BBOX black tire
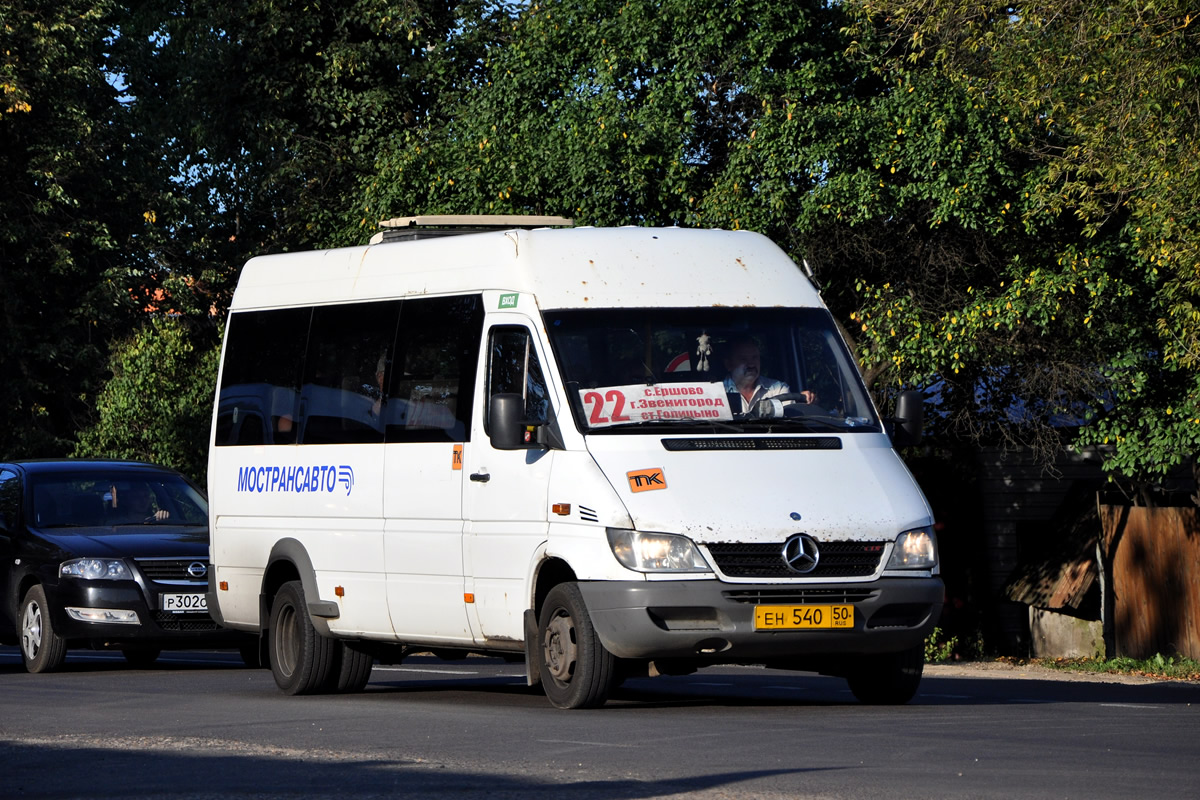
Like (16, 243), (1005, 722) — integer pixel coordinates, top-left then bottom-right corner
(121, 649), (161, 668)
(537, 582), (615, 709)
(331, 642), (373, 694)
(846, 644), (925, 705)
(19, 585), (67, 674)
(268, 580), (337, 695)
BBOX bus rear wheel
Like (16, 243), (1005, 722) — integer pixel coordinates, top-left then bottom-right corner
(269, 580), (336, 695)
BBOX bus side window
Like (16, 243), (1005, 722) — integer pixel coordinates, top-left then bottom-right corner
(216, 307), (311, 446)
(298, 300), (400, 445)
(385, 295), (484, 443)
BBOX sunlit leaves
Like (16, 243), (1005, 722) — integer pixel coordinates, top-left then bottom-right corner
(846, 0), (1200, 485)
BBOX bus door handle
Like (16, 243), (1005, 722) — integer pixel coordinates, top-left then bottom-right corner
(469, 471), (491, 483)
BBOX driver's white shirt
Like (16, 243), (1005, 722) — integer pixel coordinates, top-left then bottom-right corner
(723, 376), (790, 413)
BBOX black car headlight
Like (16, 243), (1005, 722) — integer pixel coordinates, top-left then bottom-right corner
(60, 558), (133, 580)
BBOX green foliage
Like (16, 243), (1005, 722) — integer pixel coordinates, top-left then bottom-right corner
(1039, 653), (1200, 681)
(74, 318), (220, 484)
(106, 0), (501, 312)
(0, 0), (147, 459)
(346, 0), (853, 240)
(924, 626), (958, 663)
(840, 0), (1200, 483)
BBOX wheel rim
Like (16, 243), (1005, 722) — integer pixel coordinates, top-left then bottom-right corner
(275, 602), (298, 678)
(21, 600), (43, 661)
(542, 608), (577, 685)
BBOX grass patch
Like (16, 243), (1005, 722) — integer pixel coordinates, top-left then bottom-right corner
(1035, 653), (1200, 681)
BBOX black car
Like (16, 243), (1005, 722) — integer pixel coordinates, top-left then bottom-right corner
(0, 459), (252, 672)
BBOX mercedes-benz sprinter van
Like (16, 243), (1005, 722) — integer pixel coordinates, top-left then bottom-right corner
(207, 216), (942, 708)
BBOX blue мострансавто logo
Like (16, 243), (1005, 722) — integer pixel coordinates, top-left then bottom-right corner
(237, 465), (355, 496)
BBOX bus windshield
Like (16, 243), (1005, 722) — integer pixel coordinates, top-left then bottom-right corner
(543, 307), (880, 434)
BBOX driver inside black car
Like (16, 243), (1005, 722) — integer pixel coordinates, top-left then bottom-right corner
(108, 483), (170, 524)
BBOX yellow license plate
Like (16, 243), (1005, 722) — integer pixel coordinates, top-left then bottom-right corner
(754, 605), (855, 630)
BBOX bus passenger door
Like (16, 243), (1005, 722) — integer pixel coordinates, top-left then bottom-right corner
(382, 296), (483, 644)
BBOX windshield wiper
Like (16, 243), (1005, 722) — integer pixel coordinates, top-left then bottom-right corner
(597, 417), (745, 433)
(735, 416), (862, 433)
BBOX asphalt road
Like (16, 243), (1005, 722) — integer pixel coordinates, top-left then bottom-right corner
(1, 646), (1197, 799)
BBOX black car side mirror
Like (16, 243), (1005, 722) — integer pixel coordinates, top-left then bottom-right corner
(891, 390), (924, 447)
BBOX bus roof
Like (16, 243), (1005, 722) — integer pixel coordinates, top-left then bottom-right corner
(229, 226), (823, 312)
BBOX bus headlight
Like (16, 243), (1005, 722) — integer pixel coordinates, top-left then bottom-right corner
(886, 527), (938, 570)
(606, 528), (710, 572)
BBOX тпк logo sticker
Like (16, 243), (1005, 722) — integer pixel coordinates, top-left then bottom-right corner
(626, 468), (667, 493)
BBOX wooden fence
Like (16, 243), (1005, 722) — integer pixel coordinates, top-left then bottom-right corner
(1099, 505), (1200, 660)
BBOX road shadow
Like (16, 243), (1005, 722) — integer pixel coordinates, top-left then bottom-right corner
(0, 738), (835, 799)
(0, 646), (247, 675)
(362, 667), (1200, 709)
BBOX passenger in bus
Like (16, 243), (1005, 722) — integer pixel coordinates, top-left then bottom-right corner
(722, 336), (816, 413)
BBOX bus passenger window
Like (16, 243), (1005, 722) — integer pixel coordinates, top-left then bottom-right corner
(216, 307), (310, 446)
(298, 300), (399, 445)
(385, 295), (484, 443)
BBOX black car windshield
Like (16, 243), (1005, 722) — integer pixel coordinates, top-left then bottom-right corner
(544, 307), (880, 434)
(28, 472), (208, 528)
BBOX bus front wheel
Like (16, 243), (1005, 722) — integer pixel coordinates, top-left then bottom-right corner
(538, 582), (615, 709)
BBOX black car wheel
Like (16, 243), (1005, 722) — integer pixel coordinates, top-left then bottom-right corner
(269, 580), (336, 695)
(20, 585), (67, 674)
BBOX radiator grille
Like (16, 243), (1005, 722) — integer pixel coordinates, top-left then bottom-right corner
(723, 588), (877, 604)
(151, 612), (221, 632)
(135, 559), (209, 584)
(706, 541), (885, 579)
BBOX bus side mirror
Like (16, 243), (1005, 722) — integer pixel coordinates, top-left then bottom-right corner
(891, 390), (924, 447)
(489, 393), (540, 450)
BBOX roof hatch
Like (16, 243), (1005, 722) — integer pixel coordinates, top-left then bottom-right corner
(369, 214), (575, 244)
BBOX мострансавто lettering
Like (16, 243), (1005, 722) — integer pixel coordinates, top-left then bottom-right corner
(236, 465), (355, 496)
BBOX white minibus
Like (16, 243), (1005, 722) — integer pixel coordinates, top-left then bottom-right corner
(207, 216), (942, 708)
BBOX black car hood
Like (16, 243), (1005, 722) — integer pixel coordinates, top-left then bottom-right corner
(30, 525), (209, 559)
